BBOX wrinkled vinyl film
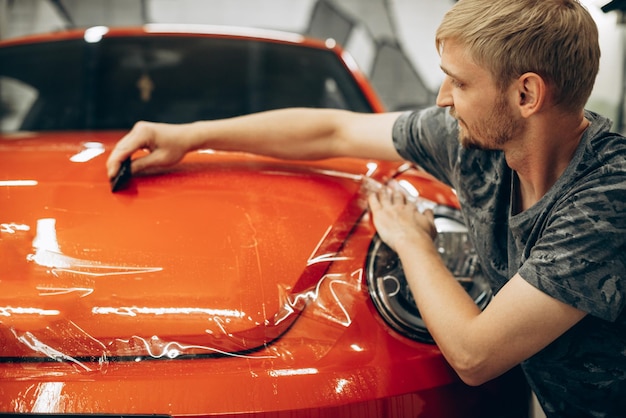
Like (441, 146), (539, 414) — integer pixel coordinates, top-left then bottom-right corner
(0, 172), (440, 377)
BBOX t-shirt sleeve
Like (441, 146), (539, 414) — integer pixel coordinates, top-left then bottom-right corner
(392, 106), (462, 188)
(518, 176), (626, 322)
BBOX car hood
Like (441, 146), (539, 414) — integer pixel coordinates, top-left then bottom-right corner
(0, 131), (400, 362)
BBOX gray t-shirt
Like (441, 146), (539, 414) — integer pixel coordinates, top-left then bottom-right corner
(392, 106), (626, 417)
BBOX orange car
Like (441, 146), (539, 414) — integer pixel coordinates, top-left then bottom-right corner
(0, 26), (530, 417)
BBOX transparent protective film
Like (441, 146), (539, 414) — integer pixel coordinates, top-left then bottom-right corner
(0, 166), (446, 378)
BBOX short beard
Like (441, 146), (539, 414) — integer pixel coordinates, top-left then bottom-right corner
(451, 97), (521, 151)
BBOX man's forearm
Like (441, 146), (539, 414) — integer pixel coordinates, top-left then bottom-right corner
(187, 108), (349, 160)
(187, 107), (404, 161)
(395, 236), (487, 380)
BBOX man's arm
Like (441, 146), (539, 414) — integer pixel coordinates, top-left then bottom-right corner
(368, 187), (587, 386)
(106, 108), (404, 179)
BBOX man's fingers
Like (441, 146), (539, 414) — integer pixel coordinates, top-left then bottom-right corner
(106, 122), (155, 178)
(369, 186), (411, 210)
(368, 191), (382, 211)
(422, 208), (435, 219)
(106, 134), (141, 178)
(390, 189), (406, 205)
(128, 150), (165, 174)
(106, 148), (132, 179)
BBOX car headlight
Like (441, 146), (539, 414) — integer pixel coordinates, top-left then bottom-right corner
(366, 205), (492, 343)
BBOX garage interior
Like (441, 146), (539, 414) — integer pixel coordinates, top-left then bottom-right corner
(1, 0), (624, 133)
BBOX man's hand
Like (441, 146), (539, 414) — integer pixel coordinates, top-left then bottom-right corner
(106, 121), (193, 180)
(367, 185), (437, 253)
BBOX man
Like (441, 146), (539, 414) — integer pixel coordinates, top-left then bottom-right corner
(106, 0), (626, 416)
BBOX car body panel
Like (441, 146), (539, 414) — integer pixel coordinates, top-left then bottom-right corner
(0, 132), (460, 413)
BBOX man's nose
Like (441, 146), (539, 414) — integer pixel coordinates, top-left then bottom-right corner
(436, 78), (453, 108)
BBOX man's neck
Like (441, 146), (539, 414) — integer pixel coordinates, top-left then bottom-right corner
(505, 111), (589, 212)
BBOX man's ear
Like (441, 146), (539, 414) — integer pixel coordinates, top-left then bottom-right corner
(515, 72), (546, 118)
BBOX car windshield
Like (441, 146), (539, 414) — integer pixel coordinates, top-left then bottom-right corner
(0, 35), (373, 132)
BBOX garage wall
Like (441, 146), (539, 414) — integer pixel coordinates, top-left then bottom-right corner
(0, 0), (623, 129)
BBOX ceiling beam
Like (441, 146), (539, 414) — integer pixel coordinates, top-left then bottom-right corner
(48, 0), (75, 28)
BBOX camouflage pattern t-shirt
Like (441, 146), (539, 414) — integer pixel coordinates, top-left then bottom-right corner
(392, 106), (626, 418)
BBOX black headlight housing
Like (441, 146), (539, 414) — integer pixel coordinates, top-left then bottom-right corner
(366, 204), (492, 343)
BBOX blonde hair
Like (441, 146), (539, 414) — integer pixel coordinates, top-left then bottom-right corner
(436, 0), (600, 111)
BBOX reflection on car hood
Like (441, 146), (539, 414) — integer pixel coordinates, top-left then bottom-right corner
(0, 131), (399, 362)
